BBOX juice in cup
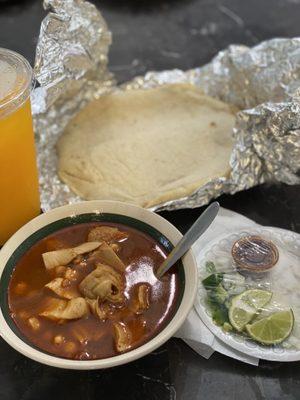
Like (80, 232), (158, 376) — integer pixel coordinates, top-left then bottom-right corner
(0, 48), (40, 245)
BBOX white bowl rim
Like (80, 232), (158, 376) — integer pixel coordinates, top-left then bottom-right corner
(0, 200), (198, 369)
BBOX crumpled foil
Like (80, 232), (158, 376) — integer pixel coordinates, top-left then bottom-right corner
(32, 0), (114, 210)
(32, 0), (300, 212)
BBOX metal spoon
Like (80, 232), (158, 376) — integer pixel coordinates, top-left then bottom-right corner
(156, 202), (220, 279)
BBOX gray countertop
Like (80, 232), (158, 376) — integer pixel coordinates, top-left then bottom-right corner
(0, 0), (299, 399)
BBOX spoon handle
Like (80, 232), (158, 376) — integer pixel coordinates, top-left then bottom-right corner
(156, 202), (220, 279)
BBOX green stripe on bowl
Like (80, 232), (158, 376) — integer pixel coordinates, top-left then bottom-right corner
(0, 213), (185, 359)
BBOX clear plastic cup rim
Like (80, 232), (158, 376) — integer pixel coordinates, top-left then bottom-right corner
(0, 48), (33, 116)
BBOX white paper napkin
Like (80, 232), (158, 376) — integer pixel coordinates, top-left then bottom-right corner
(174, 207), (260, 365)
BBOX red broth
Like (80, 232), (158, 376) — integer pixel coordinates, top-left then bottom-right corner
(8, 222), (180, 360)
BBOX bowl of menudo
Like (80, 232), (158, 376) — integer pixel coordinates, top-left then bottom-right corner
(0, 201), (197, 369)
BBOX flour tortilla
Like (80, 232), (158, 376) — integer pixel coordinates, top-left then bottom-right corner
(57, 84), (236, 208)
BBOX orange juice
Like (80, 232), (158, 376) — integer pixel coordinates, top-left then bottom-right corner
(0, 49), (40, 245)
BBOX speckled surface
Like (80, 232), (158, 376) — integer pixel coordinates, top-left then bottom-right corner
(0, 0), (299, 398)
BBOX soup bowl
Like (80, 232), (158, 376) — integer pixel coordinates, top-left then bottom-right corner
(0, 200), (198, 369)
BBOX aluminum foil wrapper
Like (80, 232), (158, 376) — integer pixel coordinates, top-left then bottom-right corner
(32, 0), (114, 210)
(32, 1), (300, 212)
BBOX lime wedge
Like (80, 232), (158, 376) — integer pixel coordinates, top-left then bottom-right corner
(246, 310), (294, 345)
(229, 289), (272, 332)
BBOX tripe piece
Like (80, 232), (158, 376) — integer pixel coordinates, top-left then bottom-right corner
(86, 298), (113, 321)
(45, 277), (79, 300)
(87, 242), (125, 272)
(87, 226), (128, 243)
(79, 263), (124, 303)
(42, 241), (101, 270)
(131, 283), (151, 314)
(113, 322), (132, 352)
(39, 297), (89, 320)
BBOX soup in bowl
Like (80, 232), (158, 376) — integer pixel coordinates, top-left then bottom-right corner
(0, 201), (198, 369)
